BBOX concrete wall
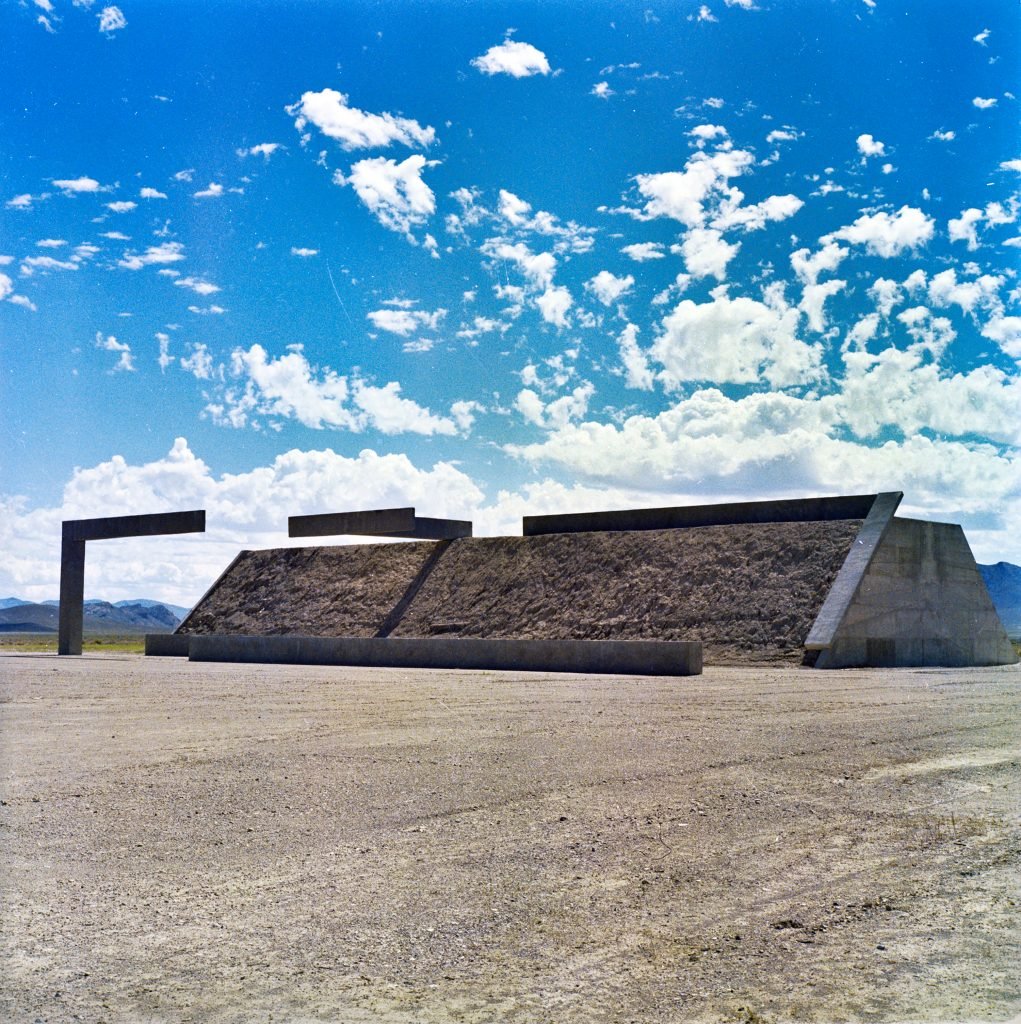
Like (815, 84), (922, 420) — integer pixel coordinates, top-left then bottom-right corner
(186, 634), (703, 676)
(814, 518), (1018, 668)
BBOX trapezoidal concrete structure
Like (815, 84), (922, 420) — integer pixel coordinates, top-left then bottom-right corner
(153, 494), (1016, 670)
(289, 507), (472, 540)
(59, 510), (205, 655)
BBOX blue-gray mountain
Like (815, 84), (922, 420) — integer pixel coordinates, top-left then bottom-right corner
(979, 564), (1021, 639)
(0, 600), (185, 634)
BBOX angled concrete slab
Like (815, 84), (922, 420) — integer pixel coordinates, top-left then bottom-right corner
(289, 507), (472, 540)
(58, 510), (206, 655)
(523, 493), (881, 536)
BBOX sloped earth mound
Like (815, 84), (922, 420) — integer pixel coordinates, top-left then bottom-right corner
(179, 521), (862, 664)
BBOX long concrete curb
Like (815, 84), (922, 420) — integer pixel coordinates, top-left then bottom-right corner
(145, 634), (192, 657)
(179, 634), (702, 676)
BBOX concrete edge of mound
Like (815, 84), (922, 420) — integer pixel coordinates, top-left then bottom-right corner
(173, 634), (703, 676)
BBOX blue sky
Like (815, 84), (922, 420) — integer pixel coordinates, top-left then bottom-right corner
(2, 0), (1019, 604)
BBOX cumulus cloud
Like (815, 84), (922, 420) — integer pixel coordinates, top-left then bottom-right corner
(237, 143), (283, 159)
(472, 38), (551, 78)
(972, 97), (998, 109)
(52, 176), (101, 194)
(174, 276), (221, 295)
(97, 5), (126, 33)
(677, 228), (740, 281)
(790, 241), (848, 285)
(367, 306), (446, 336)
(338, 154), (437, 238)
(591, 82), (614, 99)
(617, 322), (654, 390)
(856, 133), (886, 159)
(287, 89), (435, 151)
(651, 286), (824, 389)
(536, 285), (573, 327)
(118, 241), (186, 270)
(824, 205), (934, 257)
(620, 242), (666, 261)
(586, 270), (635, 306)
(208, 344), (461, 436)
(515, 383), (595, 430)
(140, 187), (167, 199)
(95, 331), (135, 372)
(291, 247), (319, 257)
(106, 200), (137, 213)
(193, 183), (224, 199)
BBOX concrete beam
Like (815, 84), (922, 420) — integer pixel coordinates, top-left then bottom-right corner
(523, 493), (883, 536)
(288, 507), (472, 540)
(186, 634), (702, 677)
(58, 510), (206, 656)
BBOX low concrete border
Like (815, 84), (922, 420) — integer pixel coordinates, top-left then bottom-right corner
(523, 493), (882, 536)
(145, 633), (192, 657)
(804, 491), (903, 654)
(289, 507), (472, 540)
(185, 634), (702, 676)
(59, 510), (206, 656)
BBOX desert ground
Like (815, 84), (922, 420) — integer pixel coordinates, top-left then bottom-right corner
(1, 653), (1018, 1023)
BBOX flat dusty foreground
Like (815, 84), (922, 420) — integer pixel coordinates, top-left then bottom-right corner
(0, 655), (1018, 1024)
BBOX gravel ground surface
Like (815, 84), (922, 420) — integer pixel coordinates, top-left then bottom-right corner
(1, 654), (1019, 1023)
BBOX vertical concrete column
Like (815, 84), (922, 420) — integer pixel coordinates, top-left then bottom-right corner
(58, 532), (87, 656)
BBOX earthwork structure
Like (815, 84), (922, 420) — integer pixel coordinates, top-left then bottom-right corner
(147, 492), (1016, 671)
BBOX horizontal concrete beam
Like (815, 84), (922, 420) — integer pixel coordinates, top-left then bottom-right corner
(63, 509), (206, 542)
(523, 494), (885, 536)
(289, 507), (472, 540)
(184, 634), (702, 676)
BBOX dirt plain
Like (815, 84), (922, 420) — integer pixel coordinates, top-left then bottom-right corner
(1, 654), (1019, 1024)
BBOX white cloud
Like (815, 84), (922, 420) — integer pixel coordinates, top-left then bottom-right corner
(515, 383), (594, 430)
(211, 344), (459, 436)
(929, 128), (956, 142)
(106, 200), (137, 213)
(95, 331), (135, 372)
(20, 255), (79, 274)
(948, 207), (984, 250)
(98, 6), (126, 33)
(287, 89), (435, 150)
(291, 247), (319, 257)
(712, 192), (803, 232)
(678, 227), (740, 280)
(180, 343), (215, 379)
(696, 6), (718, 22)
(536, 285), (573, 327)
(690, 123), (729, 144)
(790, 242), (848, 285)
(617, 322), (654, 390)
(972, 97), (997, 109)
(472, 39), (551, 78)
(981, 316), (1021, 359)
(927, 268), (1004, 316)
(973, 28), (990, 45)
(725, 0), (755, 7)
(620, 242), (666, 261)
(1000, 159), (1021, 174)
(766, 128), (800, 144)
(7, 194), (39, 209)
(651, 286), (823, 389)
(799, 279), (847, 332)
(586, 270), (635, 306)
(188, 304), (227, 316)
(591, 82), (614, 99)
(237, 143), (283, 159)
(193, 183), (224, 199)
(52, 177), (101, 194)
(174, 169), (195, 182)
(339, 154), (437, 238)
(35, 238), (67, 248)
(367, 306), (446, 336)
(140, 187), (167, 199)
(174, 276), (221, 296)
(824, 205), (935, 257)
(856, 133), (886, 159)
(631, 148), (755, 228)
(118, 241), (186, 270)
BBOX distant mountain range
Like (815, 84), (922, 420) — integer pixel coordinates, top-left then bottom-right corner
(978, 563), (1021, 640)
(0, 598), (188, 634)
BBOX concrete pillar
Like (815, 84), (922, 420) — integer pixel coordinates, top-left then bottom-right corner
(57, 532), (86, 656)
